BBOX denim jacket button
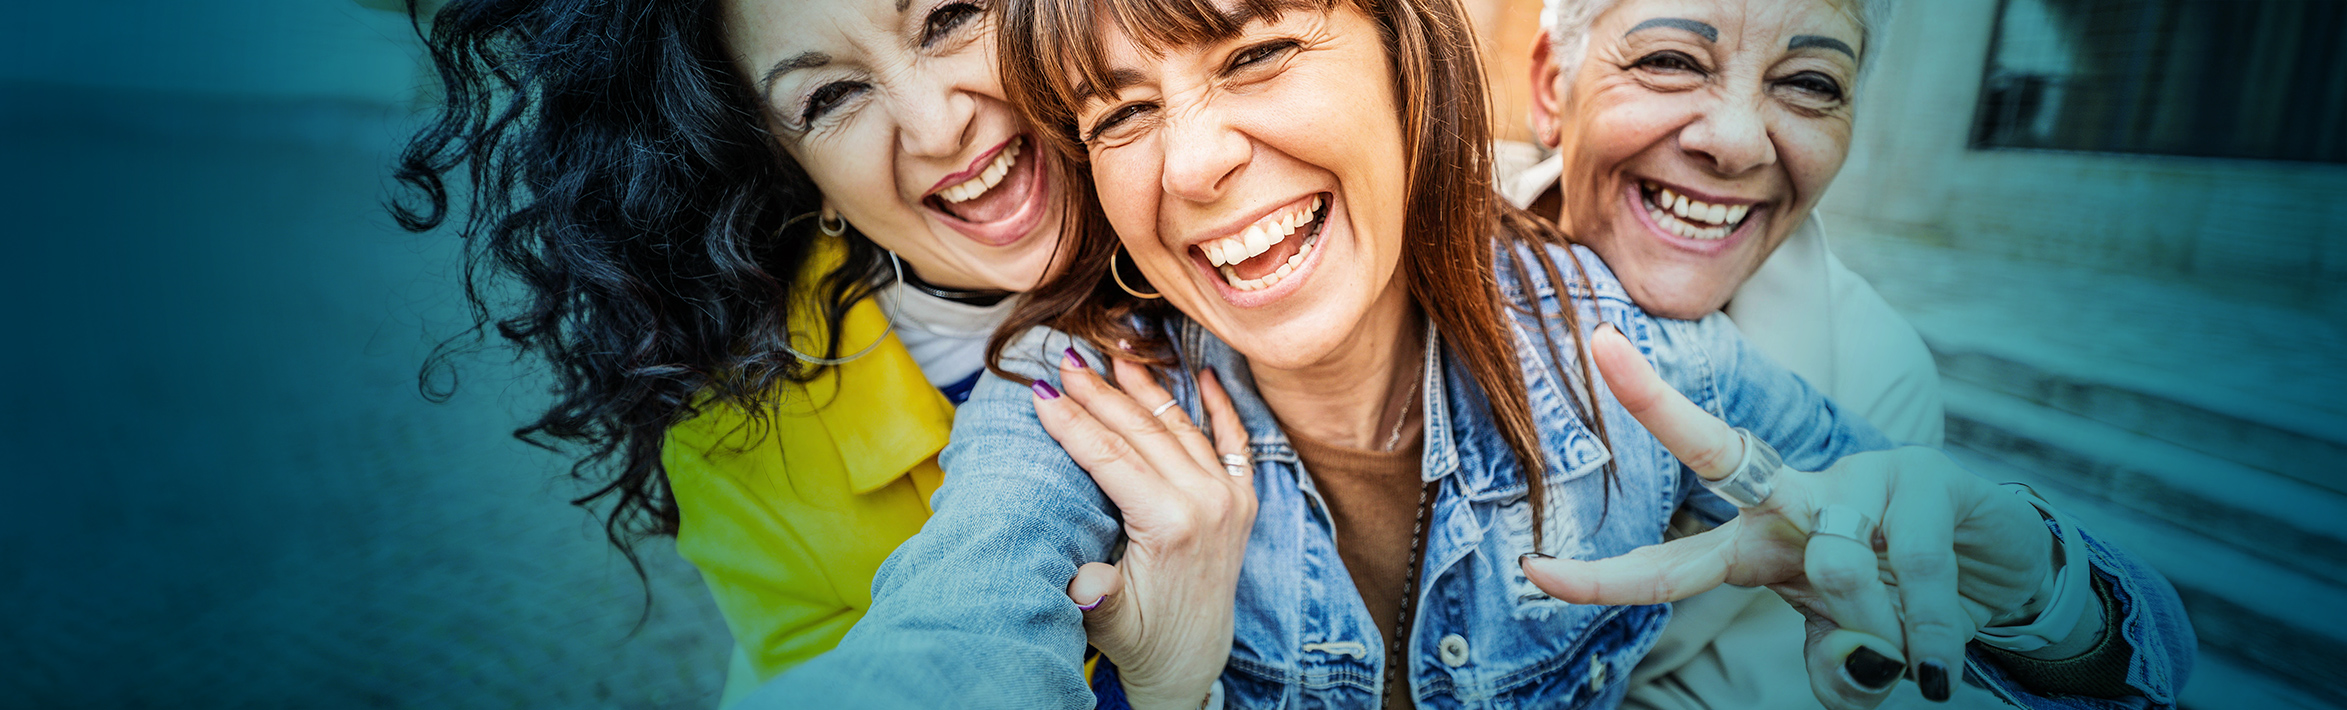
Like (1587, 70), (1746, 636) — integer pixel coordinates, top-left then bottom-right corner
(1586, 659), (1608, 692)
(1437, 634), (1470, 667)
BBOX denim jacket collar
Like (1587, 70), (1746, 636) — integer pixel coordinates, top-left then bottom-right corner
(1165, 303), (1594, 509)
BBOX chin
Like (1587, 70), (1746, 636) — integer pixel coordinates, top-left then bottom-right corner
(1621, 268), (1742, 320)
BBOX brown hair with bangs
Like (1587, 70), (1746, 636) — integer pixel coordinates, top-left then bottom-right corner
(989, 0), (1617, 549)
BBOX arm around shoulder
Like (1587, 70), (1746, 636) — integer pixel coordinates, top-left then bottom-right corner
(745, 328), (1126, 709)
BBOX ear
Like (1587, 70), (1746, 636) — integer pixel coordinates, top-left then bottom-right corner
(1528, 28), (1570, 150)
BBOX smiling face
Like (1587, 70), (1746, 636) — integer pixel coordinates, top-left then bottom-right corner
(1074, 2), (1412, 371)
(724, 0), (1065, 291)
(1532, 0), (1862, 318)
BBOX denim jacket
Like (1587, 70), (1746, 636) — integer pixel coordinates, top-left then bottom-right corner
(750, 243), (2193, 710)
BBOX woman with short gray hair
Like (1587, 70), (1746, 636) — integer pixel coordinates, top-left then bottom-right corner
(1505, 0), (2121, 706)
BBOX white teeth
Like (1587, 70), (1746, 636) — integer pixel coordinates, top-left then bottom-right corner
(940, 139), (1022, 204)
(1204, 196), (1331, 290)
(1642, 181), (1753, 238)
(1243, 225), (1271, 254)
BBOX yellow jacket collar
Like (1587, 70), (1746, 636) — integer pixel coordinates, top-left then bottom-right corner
(778, 238), (956, 495)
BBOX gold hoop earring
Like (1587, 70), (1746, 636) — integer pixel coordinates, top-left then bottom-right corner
(1111, 247), (1162, 300)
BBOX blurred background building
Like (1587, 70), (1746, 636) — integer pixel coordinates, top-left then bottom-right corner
(3, 0), (2339, 708)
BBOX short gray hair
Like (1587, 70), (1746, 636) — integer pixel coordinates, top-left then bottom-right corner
(1543, 0), (1895, 80)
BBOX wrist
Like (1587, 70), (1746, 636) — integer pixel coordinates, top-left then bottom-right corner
(1976, 483), (2105, 658)
(1121, 679), (1219, 710)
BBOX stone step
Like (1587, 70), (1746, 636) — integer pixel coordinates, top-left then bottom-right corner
(1947, 445), (2347, 706)
(1941, 380), (2347, 588)
(1931, 341), (2347, 497)
(2181, 649), (2342, 710)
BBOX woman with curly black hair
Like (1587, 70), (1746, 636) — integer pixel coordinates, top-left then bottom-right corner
(390, 0), (1068, 703)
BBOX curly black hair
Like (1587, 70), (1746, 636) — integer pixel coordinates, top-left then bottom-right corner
(388, 0), (894, 594)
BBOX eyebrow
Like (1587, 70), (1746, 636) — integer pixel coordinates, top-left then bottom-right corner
(1072, 2), (1282, 102)
(1073, 68), (1152, 105)
(758, 51), (833, 96)
(1626, 18), (1718, 42)
(1788, 35), (1857, 58)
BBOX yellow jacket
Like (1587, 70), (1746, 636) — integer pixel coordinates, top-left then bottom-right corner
(664, 244), (952, 706)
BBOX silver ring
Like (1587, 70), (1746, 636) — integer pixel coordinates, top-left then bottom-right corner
(1811, 504), (1875, 544)
(1220, 453), (1250, 477)
(1149, 399), (1180, 417)
(1699, 428), (1782, 508)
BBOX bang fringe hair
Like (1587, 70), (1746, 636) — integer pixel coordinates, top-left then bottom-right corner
(1023, 0), (1337, 157)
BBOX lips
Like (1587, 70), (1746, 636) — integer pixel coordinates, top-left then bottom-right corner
(923, 136), (1050, 248)
(1187, 192), (1337, 307)
(1624, 180), (1764, 255)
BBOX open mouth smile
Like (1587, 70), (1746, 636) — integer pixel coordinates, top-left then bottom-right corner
(922, 136), (1049, 248)
(1193, 194), (1329, 293)
(1637, 180), (1756, 241)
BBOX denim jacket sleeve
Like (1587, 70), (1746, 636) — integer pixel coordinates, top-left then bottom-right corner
(1968, 524), (2196, 709)
(739, 327), (1112, 710)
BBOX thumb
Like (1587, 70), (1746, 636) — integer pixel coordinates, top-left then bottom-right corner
(1068, 561), (1125, 622)
(1590, 322), (1744, 480)
(1519, 521), (1736, 605)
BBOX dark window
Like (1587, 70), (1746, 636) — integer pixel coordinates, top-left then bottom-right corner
(1971, 0), (2347, 163)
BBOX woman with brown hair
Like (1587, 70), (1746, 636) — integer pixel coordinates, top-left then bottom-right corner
(742, 0), (2191, 708)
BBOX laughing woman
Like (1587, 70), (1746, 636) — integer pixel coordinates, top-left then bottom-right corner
(391, 0), (1069, 705)
(745, 0), (2190, 708)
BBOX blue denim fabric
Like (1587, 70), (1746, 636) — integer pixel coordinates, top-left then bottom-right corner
(750, 243), (2192, 709)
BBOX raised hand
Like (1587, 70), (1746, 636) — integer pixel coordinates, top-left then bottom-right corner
(1032, 348), (1255, 710)
(1520, 324), (2062, 709)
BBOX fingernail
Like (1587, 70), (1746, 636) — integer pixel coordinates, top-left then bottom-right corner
(1519, 552), (1554, 564)
(1032, 380), (1061, 399)
(1062, 347), (1088, 369)
(1918, 659), (1950, 702)
(1075, 593), (1107, 611)
(1841, 646), (1902, 691)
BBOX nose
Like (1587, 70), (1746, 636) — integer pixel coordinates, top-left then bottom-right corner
(892, 71), (977, 159)
(1159, 105), (1248, 204)
(1677, 93), (1776, 176)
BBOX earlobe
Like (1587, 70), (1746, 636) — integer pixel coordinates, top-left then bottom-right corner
(1528, 30), (1567, 149)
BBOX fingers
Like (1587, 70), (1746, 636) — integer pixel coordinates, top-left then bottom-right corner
(1519, 521), (1736, 605)
(1197, 369), (1254, 485)
(1110, 357), (1220, 472)
(1055, 349), (1219, 484)
(1032, 371), (1175, 507)
(1588, 323), (1743, 480)
(1882, 472), (1968, 703)
(1800, 509), (1907, 688)
(1805, 627), (1908, 710)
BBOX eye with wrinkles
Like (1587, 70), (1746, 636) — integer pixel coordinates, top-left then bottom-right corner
(1776, 70), (1845, 101)
(799, 80), (870, 128)
(1631, 49), (1705, 74)
(1226, 39), (1298, 72)
(1084, 101), (1156, 143)
(921, 1), (985, 48)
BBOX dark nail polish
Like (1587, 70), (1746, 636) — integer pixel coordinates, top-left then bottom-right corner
(1032, 380), (1061, 399)
(1063, 347), (1088, 369)
(1841, 646), (1902, 691)
(1918, 660), (1950, 702)
(1519, 552), (1555, 564)
(1076, 594), (1107, 611)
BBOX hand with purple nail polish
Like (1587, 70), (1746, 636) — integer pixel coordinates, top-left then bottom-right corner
(1029, 346), (1255, 709)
